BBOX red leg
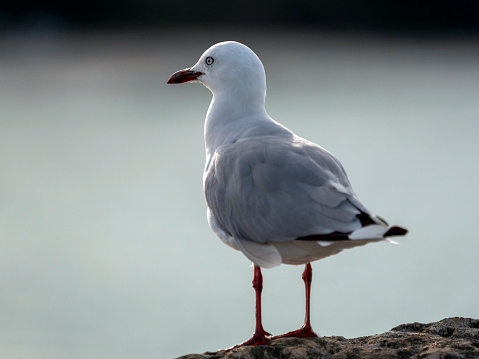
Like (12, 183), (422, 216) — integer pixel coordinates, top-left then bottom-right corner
(273, 263), (318, 339)
(226, 265), (272, 349)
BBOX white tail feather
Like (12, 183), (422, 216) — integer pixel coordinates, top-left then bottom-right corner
(385, 238), (400, 245)
(349, 224), (389, 240)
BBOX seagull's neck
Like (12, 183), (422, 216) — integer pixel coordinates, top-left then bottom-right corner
(204, 91), (290, 159)
(204, 92), (265, 154)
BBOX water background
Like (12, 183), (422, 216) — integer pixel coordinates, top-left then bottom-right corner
(1, 29), (479, 358)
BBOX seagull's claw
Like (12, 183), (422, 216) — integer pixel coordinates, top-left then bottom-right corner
(272, 323), (318, 339)
(224, 329), (272, 351)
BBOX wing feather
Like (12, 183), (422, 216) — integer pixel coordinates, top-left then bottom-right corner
(204, 135), (365, 245)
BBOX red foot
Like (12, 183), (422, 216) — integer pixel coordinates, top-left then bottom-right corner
(223, 265), (272, 351)
(225, 329), (272, 350)
(272, 323), (318, 339)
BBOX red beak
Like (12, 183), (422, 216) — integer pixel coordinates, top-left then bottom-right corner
(167, 68), (204, 84)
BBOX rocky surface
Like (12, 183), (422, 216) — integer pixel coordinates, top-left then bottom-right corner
(176, 317), (479, 359)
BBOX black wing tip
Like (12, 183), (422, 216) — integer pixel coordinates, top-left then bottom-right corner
(296, 232), (350, 241)
(297, 225), (408, 242)
(384, 226), (408, 237)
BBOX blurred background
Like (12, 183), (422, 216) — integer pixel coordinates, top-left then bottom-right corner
(1, 2), (479, 359)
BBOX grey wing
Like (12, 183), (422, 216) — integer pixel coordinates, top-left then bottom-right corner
(204, 135), (369, 245)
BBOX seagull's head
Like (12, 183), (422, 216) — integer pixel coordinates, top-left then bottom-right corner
(167, 41), (267, 101)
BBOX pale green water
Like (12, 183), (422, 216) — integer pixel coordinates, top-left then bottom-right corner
(1, 29), (479, 359)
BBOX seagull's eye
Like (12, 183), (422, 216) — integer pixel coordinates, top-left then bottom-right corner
(205, 56), (214, 66)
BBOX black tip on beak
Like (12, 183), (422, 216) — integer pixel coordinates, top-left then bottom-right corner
(167, 68), (204, 84)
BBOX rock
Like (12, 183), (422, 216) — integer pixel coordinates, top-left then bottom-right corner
(176, 317), (479, 359)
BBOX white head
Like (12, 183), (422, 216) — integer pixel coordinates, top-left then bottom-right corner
(168, 41), (267, 105)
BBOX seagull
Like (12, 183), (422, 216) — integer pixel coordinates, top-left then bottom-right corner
(167, 41), (407, 348)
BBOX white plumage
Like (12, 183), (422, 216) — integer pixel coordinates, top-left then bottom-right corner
(167, 40), (407, 347)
